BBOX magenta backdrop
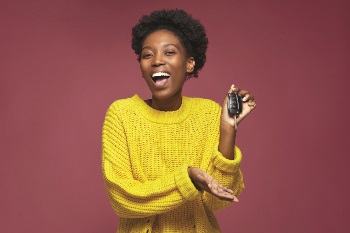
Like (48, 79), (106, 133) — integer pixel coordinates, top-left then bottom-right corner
(1, 0), (349, 232)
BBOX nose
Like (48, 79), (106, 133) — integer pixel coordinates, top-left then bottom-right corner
(152, 52), (165, 67)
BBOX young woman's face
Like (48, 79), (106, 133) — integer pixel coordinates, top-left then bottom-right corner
(140, 30), (194, 101)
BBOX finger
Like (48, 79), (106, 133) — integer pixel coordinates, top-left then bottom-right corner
(215, 190), (237, 202)
(242, 94), (255, 102)
(221, 186), (234, 194)
(217, 184), (232, 194)
(242, 94), (250, 102)
(196, 170), (237, 201)
(207, 181), (238, 201)
(229, 84), (240, 94)
(247, 100), (257, 109)
(240, 104), (255, 117)
(217, 187), (235, 198)
(209, 185), (226, 196)
(209, 187), (237, 202)
(231, 195), (239, 203)
(237, 89), (249, 98)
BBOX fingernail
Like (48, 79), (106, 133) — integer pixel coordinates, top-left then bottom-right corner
(242, 96), (248, 101)
(231, 84), (236, 91)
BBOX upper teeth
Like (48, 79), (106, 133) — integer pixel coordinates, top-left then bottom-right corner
(152, 72), (170, 77)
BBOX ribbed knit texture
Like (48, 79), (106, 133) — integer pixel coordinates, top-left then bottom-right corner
(102, 95), (244, 233)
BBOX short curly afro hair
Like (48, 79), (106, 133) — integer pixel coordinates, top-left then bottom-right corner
(131, 9), (208, 78)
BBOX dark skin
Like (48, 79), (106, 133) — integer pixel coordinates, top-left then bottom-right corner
(189, 85), (256, 202)
(140, 30), (195, 111)
(140, 30), (256, 202)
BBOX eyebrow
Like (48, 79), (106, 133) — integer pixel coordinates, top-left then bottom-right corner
(141, 43), (180, 52)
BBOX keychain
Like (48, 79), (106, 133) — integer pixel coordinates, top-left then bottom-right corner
(227, 92), (242, 130)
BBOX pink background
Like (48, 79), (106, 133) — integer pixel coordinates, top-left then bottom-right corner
(1, 0), (349, 232)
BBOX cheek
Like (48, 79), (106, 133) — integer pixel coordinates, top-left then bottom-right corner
(171, 59), (187, 72)
(140, 62), (147, 75)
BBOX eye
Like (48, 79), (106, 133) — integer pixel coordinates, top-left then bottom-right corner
(141, 53), (153, 59)
(165, 51), (176, 56)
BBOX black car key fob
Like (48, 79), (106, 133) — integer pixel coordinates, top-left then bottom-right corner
(227, 93), (242, 116)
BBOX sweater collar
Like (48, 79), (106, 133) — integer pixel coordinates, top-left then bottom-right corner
(131, 94), (192, 124)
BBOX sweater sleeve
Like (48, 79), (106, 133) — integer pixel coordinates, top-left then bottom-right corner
(202, 144), (245, 211)
(102, 102), (200, 218)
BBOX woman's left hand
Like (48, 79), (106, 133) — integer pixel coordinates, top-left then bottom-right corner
(221, 84), (256, 128)
(188, 167), (239, 202)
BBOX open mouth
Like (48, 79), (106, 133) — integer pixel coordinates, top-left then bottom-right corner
(152, 72), (170, 85)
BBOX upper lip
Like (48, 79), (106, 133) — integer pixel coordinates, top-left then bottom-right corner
(151, 71), (170, 81)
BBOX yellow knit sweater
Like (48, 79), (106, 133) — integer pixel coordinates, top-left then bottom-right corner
(102, 95), (244, 233)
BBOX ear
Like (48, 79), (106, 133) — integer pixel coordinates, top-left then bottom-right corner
(186, 57), (195, 73)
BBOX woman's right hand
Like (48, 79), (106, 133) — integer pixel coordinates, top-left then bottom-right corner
(188, 167), (238, 202)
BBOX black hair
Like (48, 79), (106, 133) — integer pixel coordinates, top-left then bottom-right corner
(131, 9), (208, 78)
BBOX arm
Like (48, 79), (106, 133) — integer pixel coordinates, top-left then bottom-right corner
(102, 102), (200, 218)
(219, 84), (256, 159)
(201, 146), (245, 211)
(205, 84), (256, 210)
(188, 145), (244, 210)
(189, 84), (256, 210)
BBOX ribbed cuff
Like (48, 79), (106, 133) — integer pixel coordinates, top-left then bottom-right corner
(174, 165), (200, 201)
(213, 146), (242, 173)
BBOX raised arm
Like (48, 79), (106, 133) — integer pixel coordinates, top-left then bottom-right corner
(219, 84), (256, 159)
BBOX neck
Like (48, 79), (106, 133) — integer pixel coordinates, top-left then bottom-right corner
(149, 94), (182, 111)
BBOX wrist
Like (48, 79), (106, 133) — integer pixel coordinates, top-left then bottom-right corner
(220, 120), (237, 135)
(188, 167), (201, 190)
(219, 121), (237, 160)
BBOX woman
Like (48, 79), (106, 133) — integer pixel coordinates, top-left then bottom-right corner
(102, 9), (256, 232)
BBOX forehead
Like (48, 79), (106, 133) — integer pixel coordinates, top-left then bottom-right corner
(142, 29), (183, 48)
